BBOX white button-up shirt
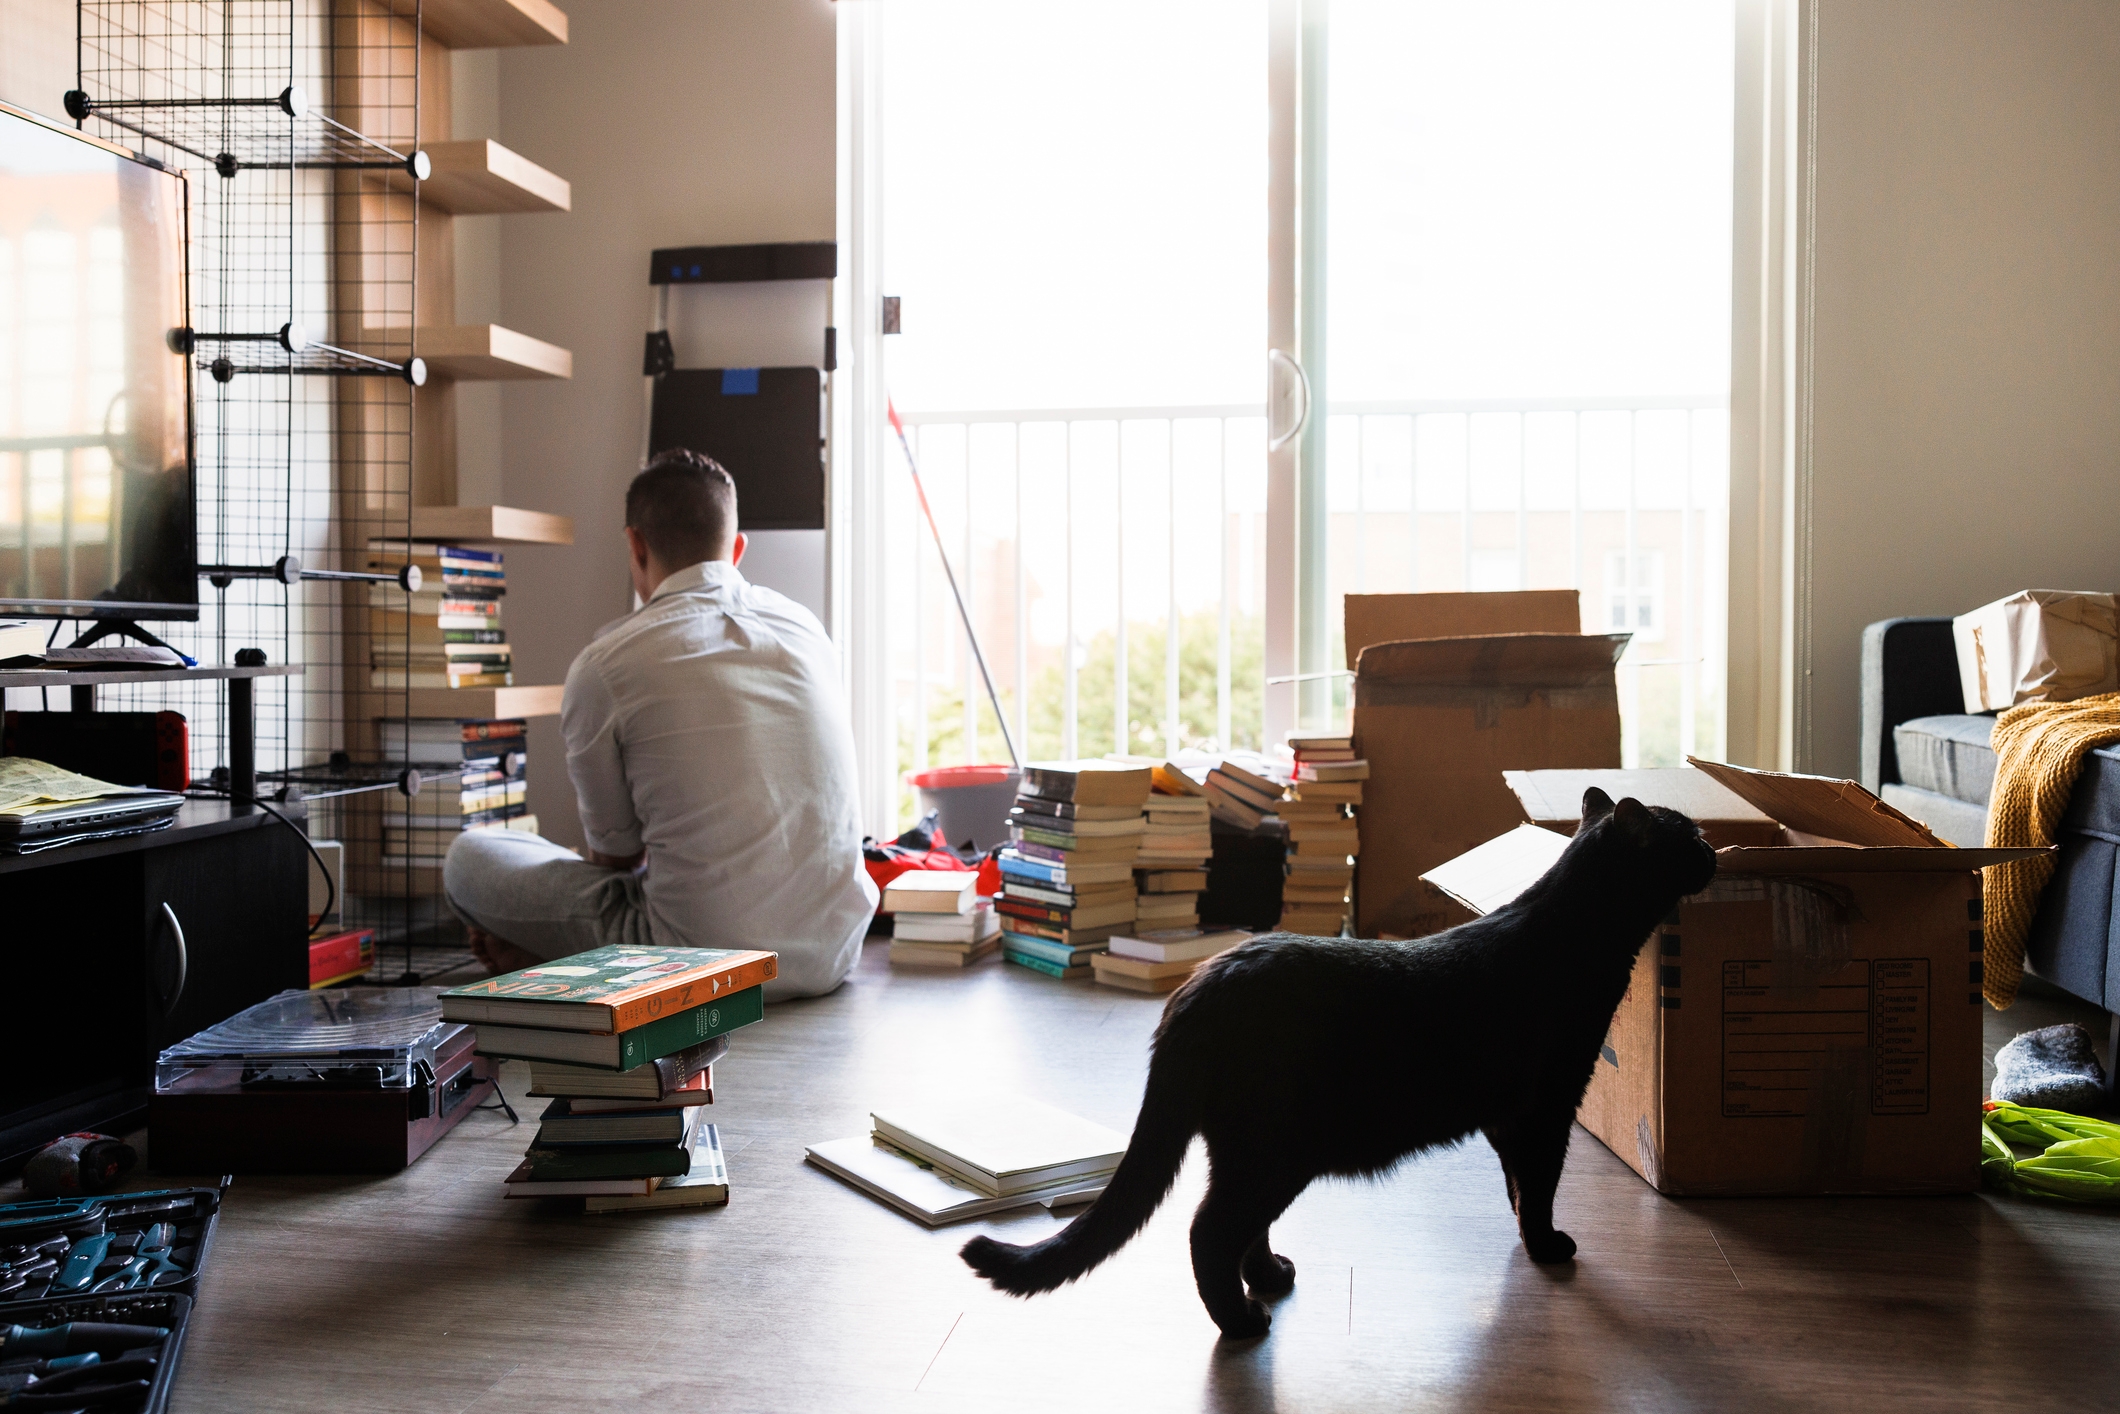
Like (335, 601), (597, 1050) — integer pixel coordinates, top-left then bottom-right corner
(561, 559), (877, 999)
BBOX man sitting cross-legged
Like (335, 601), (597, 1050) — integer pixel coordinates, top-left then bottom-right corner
(443, 447), (877, 1000)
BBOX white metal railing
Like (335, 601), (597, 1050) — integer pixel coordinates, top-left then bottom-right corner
(889, 395), (1727, 815)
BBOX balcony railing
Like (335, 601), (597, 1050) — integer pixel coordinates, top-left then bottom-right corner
(889, 395), (1727, 818)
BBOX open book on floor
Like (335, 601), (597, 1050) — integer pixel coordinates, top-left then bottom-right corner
(804, 1136), (1107, 1226)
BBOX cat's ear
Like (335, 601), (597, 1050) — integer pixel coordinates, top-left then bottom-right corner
(1613, 797), (1651, 828)
(1582, 787), (1615, 821)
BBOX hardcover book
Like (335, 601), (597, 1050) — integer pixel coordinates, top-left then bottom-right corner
(441, 945), (778, 1033)
(473, 986), (766, 1069)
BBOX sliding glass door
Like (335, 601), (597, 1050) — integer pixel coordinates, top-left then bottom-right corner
(846, 0), (1735, 825)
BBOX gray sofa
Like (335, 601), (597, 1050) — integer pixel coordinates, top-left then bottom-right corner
(1862, 618), (2120, 1039)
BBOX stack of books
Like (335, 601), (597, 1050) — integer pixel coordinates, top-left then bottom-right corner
(440, 945), (777, 1211)
(1200, 758), (1287, 831)
(1136, 763), (1213, 933)
(885, 870), (999, 967)
(1279, 735), (1367, 935)
(376, 718), (537, 866)
(806, 1094), (1126, 1225)
(367, 540), (511, 690)
(997, 760), (1154, 979)
(1091, 925), (1249, 994)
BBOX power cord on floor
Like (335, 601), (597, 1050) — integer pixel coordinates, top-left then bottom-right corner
(476, 1076), (520, 1124)
(183, 788), (336, 938)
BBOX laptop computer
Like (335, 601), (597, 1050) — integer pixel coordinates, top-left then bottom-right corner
(0, 792), (186, 854)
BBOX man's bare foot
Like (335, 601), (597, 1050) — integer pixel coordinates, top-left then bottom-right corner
(466, 923), (541, 976)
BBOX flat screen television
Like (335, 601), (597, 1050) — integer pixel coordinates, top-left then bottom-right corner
(0, 99), (195, 621)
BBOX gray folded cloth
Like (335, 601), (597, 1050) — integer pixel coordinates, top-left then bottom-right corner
(1992, 1023), (2109, 1112)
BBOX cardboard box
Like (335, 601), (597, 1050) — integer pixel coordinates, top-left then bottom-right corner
(1422, 760), (2046, 1196)
(1504, 767), (1780, 848)
(1952, 588), (2119, 711)
(1343, 590), (1580, 667)
(1352, 622), (1627, 939)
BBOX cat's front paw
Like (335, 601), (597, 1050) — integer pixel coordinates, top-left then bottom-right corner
(1523, 1228), (1577, 1264)
(1243, 1251), (1297, 1298)
(1214, 1297), (1273, 1340)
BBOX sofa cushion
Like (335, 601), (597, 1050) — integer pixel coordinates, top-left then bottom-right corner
(1893, 713), (1998, 806)
(1879, 783), (1988, 849)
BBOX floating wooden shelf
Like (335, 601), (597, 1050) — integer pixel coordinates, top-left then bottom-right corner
(421, 0), (567, 49)
(403, 683), (564, 720)
(420, 139), (570, 215)
(408, 504), (575, 545)
(415, 324), (572, 381)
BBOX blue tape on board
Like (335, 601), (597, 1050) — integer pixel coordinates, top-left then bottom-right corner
(721, 367), (761, 395)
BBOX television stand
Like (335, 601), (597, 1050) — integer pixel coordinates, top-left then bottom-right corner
(0, 657), (300, 810)
(67, 617), (197, 664)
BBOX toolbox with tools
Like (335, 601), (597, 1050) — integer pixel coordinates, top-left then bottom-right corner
(0, 1187), (221, 1411)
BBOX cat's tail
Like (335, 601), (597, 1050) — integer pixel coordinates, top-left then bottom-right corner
(959, 1068), (1196, 1297)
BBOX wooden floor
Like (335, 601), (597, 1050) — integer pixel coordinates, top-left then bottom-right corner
(15, 944), (2120, 1413)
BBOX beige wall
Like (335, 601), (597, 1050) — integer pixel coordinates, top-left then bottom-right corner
(495, 0), (837, 846)
(1802, 0), (2120, 774)
(0, 0), (73, 119)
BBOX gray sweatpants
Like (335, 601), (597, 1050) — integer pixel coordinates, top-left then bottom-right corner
(443, 828), (652, 962)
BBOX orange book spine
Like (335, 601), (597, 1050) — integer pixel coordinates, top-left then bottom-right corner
(606, 953), (780, 1033)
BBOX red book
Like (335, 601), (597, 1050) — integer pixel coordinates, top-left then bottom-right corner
(309, 928), (376, 988)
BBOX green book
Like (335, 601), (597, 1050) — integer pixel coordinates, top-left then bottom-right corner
(512, 1143), (693, 1182)
(1002, 949), (1088, 980)
(471, 985), (765, 1069)
(998, 932), (1105, 967)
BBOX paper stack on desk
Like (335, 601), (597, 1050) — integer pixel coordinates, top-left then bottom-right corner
(440, 945), (777, 1211)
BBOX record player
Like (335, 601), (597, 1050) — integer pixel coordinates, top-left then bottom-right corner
(149, 989), (498, 1173)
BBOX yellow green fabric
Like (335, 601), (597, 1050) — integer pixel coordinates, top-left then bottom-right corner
(1981, 1101), (2120, 1203)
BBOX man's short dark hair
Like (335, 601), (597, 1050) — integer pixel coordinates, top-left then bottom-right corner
(626, 448), (738, 566)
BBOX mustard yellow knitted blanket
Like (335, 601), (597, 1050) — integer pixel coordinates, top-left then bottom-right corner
(1984, 692), (2120, 1007)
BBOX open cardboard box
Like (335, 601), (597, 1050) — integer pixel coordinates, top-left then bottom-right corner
(1348, 591), (1627, 939)
(1422, 759), (2048, 1196)
(1504, 767), (1780, 849)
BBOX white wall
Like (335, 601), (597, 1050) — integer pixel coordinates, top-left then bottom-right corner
(0, 0), (71, 120)
(1801, 0), (2120, 774)
(495, 0), (837, 847)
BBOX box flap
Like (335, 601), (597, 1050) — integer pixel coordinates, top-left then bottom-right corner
(1355, 632), (1629, 695)
(1684, 757), (1943, 847)
(1418, 823), (1571, 917)
(1715, 844), (2050, 874)
(1344, 590), (1580, 668)
(1503, 767), (1774, 827)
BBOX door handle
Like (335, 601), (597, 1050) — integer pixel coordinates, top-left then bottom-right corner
(1268, 348), (1311, 450)
(156, 901), (188, 1018)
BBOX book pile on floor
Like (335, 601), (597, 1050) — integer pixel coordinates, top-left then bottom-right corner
(805, 1094), (1126, 1226)
(376, 717), (537, 867)
(1278, 735), (1367, 935)
(997, 760), (1154, 979)
(367, 540), (512, 690)
(1091, 925), (1249, 993)
(1198, 757), (1286, 833)
(1134, 762), (1213, 933)
(886, 869), (998, 967)
(440, 945), (777, 1211)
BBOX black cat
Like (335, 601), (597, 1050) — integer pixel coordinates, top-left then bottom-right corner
(961, 789), (1717, 1339)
